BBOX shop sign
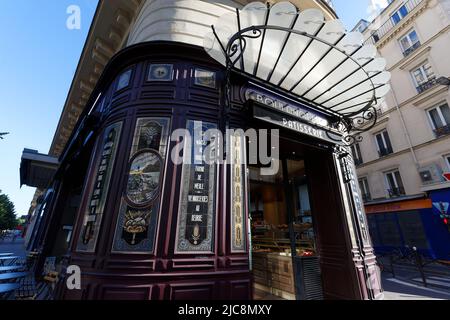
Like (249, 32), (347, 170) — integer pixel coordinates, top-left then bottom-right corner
(365, 199), (433, 214)
(252, 105), (342, 144)
(244, 87), (331, 129)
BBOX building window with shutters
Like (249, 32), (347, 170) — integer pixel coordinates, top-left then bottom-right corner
(391, 5), (408, 25)
(385, 170), (406, 198)
(350, 143), (363, 166)
(375, 130), (393, 157)
(358, 177), (371, 203)
(427, 103), (450, 138)
(411, 61), (436, 94)
(399, 29), (420, 57)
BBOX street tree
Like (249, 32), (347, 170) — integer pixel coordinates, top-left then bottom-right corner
(0, 190), (17, 231)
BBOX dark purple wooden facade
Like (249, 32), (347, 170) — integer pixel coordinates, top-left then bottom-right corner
(37, 42), (380, 300)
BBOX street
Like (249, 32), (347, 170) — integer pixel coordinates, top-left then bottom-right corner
(1, 236), (449, 300)
(0, 235), (26, 257)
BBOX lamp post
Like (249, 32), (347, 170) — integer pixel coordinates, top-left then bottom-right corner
(437, 77), (450, 100)
(436, 76), (450, 86)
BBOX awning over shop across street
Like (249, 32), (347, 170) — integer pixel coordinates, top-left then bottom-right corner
(20, 149), (59, 189)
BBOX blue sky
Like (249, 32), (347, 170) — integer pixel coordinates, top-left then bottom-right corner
(0, 0), (380, 217)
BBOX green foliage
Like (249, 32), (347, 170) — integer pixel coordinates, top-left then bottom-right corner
(0, 190), (17, 230)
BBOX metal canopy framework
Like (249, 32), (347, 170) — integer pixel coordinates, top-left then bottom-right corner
(204, 1), (391, 144)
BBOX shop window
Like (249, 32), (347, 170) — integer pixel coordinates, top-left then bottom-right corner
(350, 143), (363, 166)
(77, 122), (123, 252)
(391, 5), (408, 25)
(427, 103), (450, 138)
(377, 214), (402, 247)
(367, 215), (381, 248)
(385, 170), (405, 198)
(111, 118), (171, 253)
(249, 158), (321, 300)
(194, 68), (216, 89)
(358, 177), (371, 202)
(115, 69), (132, 92)
(411, 61), (436, 94)
(397, 211), (429, 250)
(175, 120), (218, 253)
(147, 64), (174, 82)
(399, 29), (420, 57)
(375, 130), (393, 157)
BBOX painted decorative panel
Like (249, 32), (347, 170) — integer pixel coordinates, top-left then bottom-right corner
(194, 68), (216, 89)
(230, 132), (247, 252)
(77, 122), (123, 252)
(116, 69), (133, 92)
(148, 64), (174, 82)
(175, 120), (217, 253)
(112, 118), (170, 253)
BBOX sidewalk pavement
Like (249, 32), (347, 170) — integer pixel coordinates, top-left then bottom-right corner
(382, 273), (450, 300)
(0, 236), (27, 256)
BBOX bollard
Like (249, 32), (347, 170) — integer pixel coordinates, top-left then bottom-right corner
(389, 254), (396, 278)
(413, 247), (427, 287)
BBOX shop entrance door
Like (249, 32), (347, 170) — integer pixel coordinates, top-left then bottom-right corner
(249, 138), (323, 300)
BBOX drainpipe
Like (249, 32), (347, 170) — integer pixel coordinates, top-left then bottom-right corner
(389, 82), (420, 168)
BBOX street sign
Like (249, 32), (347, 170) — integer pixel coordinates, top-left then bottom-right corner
(443, 173), (450, 181)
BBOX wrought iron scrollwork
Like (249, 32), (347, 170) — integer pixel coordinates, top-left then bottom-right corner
(228, 27), (263, 67)
(210, 5), (383, 147)
(327, 105), (378, 146)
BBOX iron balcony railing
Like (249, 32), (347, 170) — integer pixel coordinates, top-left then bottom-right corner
(434, 124), (450, 138)
(362, 193), (372, 203)
(403, 41), (421, 57)
(388, 187), (406, 198)
(416, 77), (437, 94)
(365, 0), (424, 45)
(378, 147), (394, 157)
(354, 158), (364, 166)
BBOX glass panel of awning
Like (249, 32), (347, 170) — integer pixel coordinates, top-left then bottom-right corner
(203, 1), (391, 143)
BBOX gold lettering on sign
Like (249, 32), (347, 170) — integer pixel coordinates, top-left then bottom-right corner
(231, 134), (245, 251)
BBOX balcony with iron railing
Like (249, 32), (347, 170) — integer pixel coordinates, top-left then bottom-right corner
(416, 77), (437, 94)
(361, 193), (372, 203)
(402, 41), (421, 57)
(434, 124), (450, 138)
(388, 187), (406, 197)
(354, 158), (364, 167)
(364, 0), (425, 45)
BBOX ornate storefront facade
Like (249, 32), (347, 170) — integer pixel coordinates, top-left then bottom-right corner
(20, 0), (388, 300)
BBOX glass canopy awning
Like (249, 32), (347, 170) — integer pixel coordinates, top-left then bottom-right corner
(204, 1), (391, 142)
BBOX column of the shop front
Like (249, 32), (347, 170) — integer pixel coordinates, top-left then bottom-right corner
(333, 146), (383, 300)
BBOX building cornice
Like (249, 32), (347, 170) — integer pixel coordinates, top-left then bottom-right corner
(48, 0), (144, 157)
(47, 0), (337, 159)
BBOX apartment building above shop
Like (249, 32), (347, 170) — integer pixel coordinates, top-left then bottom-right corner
(351, 0), (450, 261)
(351, 0), (450, 202)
